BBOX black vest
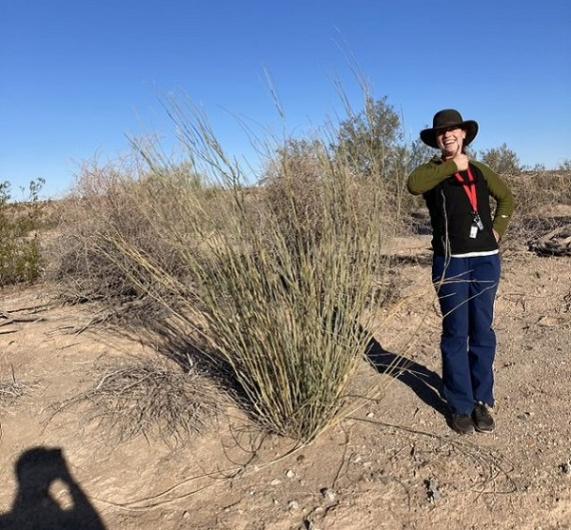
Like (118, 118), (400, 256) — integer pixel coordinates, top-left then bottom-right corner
(424, 163), (499, 256)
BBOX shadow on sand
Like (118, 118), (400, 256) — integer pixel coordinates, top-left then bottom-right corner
(0, 446), (106, 530)
(366, 338), (448, 417)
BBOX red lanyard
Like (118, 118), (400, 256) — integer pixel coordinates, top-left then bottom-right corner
(454, 168), (478, 214)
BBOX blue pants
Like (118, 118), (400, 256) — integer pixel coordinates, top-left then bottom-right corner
(432, 254), (501, 415)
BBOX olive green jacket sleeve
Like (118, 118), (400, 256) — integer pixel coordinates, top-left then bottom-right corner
(406, 157), (458, 195)
(470, 160), (515, 237)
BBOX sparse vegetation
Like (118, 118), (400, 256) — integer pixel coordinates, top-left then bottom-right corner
(0, 178), (45, 286)
(53, 359), (217, 443)
(479, 143), (522, 174)
(6, 92), (570, 448)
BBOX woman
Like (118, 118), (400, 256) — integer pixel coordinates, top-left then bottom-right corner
(407, 109), (514, 434)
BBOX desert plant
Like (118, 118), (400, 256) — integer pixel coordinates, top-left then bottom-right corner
(332, 96), (433, 226)
(54, 99), (397, 442)
(53, 359), (216, 443)
(0, 178), (45, 286)
(479, 143), (522, 174)
(49, 158), (223, 305)
(334, 95), (402, 178)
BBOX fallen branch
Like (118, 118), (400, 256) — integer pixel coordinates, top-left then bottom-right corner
(528, 224), (571, 256)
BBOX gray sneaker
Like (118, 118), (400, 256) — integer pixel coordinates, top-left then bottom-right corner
(473, 402), (495, 433)
(449, 414), (475, 434)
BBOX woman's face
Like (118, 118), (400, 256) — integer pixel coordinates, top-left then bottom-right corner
(436, 127), (466, 158)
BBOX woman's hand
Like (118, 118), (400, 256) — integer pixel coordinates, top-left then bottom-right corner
(493, 229), (500, 242)
(453, 153), (470, 171)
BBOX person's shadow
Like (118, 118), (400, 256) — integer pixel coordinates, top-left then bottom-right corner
(366, 338), (448, 417)
(0, 446), (106, 530)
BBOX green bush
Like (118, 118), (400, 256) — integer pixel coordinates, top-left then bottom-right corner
(0, 179), (45, 286)
(479, 143), (522, 174)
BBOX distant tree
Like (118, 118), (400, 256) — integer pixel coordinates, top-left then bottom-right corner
(524, 163), (544, 171)
(557, 159), (571, 171)
(334, 96), (402, 179)
(479, 143), (522, 174)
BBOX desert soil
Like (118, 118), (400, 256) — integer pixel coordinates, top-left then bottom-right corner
(1, 234), (570, 530)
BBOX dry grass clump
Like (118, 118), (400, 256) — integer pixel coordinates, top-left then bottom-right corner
(55, 359), (217, 444)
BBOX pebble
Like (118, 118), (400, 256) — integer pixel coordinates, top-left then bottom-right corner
(271, 479), (282, 486)
(425, 478), (441, 502)
(288, 500), (300, 511)
(320, 487), (336, 502)
(286, 469), (295, 479)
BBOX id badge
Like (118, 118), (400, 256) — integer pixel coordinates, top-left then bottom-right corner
(469, 224), (478, 239)
(474, 214), (484, 231)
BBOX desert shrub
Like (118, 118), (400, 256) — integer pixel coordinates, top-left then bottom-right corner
(0, 179), (45, 286)
(50, 158), (228, 305)
(510, 170), (571, 213)
(503, 170), (571, 242)
(479, 143), (522, 174)
(333, 96), (406, 213)
(54, 101), (397, 442)
(332, 96), (430, 226)
(335, 96), (402, 177)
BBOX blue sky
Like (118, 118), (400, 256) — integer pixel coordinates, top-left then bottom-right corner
(1, 0), (569, 198)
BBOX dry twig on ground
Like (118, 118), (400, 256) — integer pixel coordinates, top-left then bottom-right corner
(528, 224), (571, 256)
(50, 359), (218, 444)
(0, 367), (30, 411)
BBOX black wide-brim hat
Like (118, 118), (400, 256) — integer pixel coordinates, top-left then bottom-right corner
(420, 109), (478, 149)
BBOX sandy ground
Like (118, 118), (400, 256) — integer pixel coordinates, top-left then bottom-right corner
(1, 236), (570, 530)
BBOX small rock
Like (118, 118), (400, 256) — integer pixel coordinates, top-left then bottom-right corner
(271, 479), (282, 486)
(560, 462), (571, 475)
(285, 469), (295, 479)
(353, 455), (362, 464)
(320, 487), (336, 502)
(182, 511), (191, 519)
(538, 316), (558, 327)
(366, 411), (375, 418)
(425, 478), (441, 503)
(288, 500), (300, 511)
